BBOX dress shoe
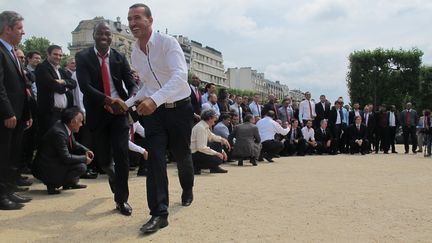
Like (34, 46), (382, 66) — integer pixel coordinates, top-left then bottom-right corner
(80, 170), (98, 179)
(8, 193), (32, 203)
(384, 151), (389, 154)
(47, 186), (61, 195)
(238, 160), (244, 166)
(0, 196), (24, 210)
(392, 151), (398, 154)
(116, 202), (132, 216)
(20, 175), (29, 180)
(250, 158), (257, 166)
(361, 152), (366, 155)
(63, 184), (87, 190)
(405, 151), (409, 154)
(140, 216), (168, 234)
(181, 189), (193, 207)
(137, 168), (147, 177)
(14, 186), (29, 192)
(16, 178), (32, 187)
(210, 166), (228, 173)
(194, 168), (202, 175)
(263, 155), (274, 163)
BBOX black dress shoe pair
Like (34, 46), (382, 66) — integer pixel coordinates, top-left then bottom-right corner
(116, 202), (132, 216)
(16, 178), (33, 187)
(63, 184), (87, 190)
(263, 154), (274, 163)
(0, 196), (24, 210)
(209, 166), (228, 173)
(181, 189), (193, 206)
(8, 193), (32, 203)
(140, 216), (168, 234)
(47, 186), (61, 195)
(80, 170), (98, 179)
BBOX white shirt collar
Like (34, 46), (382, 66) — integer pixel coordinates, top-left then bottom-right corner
(64, 124), (72, 136)
(94, 46), (111, 57)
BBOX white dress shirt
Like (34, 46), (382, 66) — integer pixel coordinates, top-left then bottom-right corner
(299, 99), (316, 121)
(50, 63), (68, 109)
(126, 31), (189, 108)
(191, 120), (223, 155)
(301, 126), (315, 142)
(201, 92), (209, 104)
(256, 116), (290, 142)
(128, 121), (146, 154)
(249, 101), (261, 117)
(71, 72), (85, 114)
(202, 102), (221, 116)
(230, 103), (243, 123)
(336, 108), (342, 124)
(389, 111), (396, 127)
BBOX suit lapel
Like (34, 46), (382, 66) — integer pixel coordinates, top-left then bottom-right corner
(0, 42), (25, 80)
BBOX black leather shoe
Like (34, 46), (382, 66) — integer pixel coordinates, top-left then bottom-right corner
(8, 193), (32, 203)
(47, 186), (61, 195)
(210, 166), (228, 173)
(181, 189), (193, 207)
(14, 187), (29, 192)
(0, 196), (24, 210)
(116, 202), (132, 216)
(238, 160), (243, 166)
(250, 159), (257, 166)
(80, 170), (98, 179)
(63, 184), (87, 190)
(263, 155), (274, 163)
(140, 216), (168, 234)
(16, 178), (33, 187)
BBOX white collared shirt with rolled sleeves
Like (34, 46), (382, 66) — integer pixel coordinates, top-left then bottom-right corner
(256, 116), (290, 143)
(125, 31), (190, 108)
(301, 127), (315, 142)
(299, 99), (316, 121)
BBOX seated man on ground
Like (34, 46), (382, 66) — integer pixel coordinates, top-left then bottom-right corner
(283, 119), (306, 156)
(301, 120), (318, 154)
(229, 114), (261, 166)
(213, 113), (231, 139)
(33, 107), (93, 194)
(349, 116), (369, 155)
(315, 119), (336, 155)
(256, 111), (290, 162)
(191, 109), (231, 175)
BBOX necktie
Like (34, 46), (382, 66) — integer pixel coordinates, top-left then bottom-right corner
(308, 100), (313, 119)
(285, 107), (290, 123)
(238, 105), (242, 122)
(130, 124), (135, 143)
(98, 52), (111, 96)
(406, 111), (410, 126)
(68, 134), (73, 149)
(256, 103), (260, 117)
(357, 125), (360, 131)
(274, 104), (279, 119)
(195, 87), (200, 101)
(323, 129), (325, 135)
(365, 113), (369, 126)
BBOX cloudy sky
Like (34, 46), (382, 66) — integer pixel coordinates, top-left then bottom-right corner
(4, 0), (432, 102)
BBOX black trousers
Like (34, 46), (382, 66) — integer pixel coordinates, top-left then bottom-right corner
(192, 151), (222, 170)
(389, 126), (397, 152)
(284, 139), (306, 155)
(350, 140), (369, 154)
(140, 102), (194, 217)
(375, 126), (390, 152)
(0, 121), (25, 195)
(260, 140), (284, 159)
(21, 117), (38, 170)
(92, 114), (130, 203)
(402, 126), (418, 152)
(331, 124), (342, 153)
(37, 163), (87, 188)
(316, 140), (335, 154)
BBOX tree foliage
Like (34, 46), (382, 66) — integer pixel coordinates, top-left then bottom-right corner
(347, 48), (423, 110)
(20, 36), (52, 59)
(417, 65), (432, 111)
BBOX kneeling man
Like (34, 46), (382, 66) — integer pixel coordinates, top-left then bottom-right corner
(33, 107), (93, 194)
(349, 116), (369, 155)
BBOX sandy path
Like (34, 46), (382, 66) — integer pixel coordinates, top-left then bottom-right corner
(1, 146), (432, 243)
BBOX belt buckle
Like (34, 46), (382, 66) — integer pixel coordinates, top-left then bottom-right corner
(165, 102), (175, 108)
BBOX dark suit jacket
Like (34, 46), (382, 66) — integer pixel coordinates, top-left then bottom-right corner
(362, 112), (376, 131)
(315, 127), (333, 143)
(328, 107), (344, 128)
(286, 127), (303, 141)
(0, 42), (30, 121)
(33, 121), (88, 183)
(348, 124), (368, 143)
(189, 85), (201, 116)
(399, 109), (418, 127)
(349, 110), (364, 125)
(75, 47), (137, 129)
(315, 101), (331, 122)
(35, 59), (76, 114)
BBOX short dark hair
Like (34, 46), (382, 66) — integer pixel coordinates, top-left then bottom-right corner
(290, 118), (298, 125)
(219, 113), (231, 121)
(93, 21), (110, 36)
(47, 45), (62, 55)
(205, 83), (216, 92)
(201, 109), (217, 121)
(61, 107), (83, 125)
(25, 51), (41, 60)
(129, 3), (152, 17)
(244, 114), (254, 123)
(266, 110), (275, 119)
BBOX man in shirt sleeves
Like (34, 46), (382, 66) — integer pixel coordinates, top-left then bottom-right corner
(299, 91), (316, 127)
(75, 22), (137, 216)
(124, 4), (195, 234)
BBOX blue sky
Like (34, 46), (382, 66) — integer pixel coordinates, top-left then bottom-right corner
(3, 0), (432, 102)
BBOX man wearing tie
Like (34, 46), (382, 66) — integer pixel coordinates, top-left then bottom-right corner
(328, 100), (344, 153)
(75, 22), (138, 216)
(314, 94), (330, 128)
(249, 93), (262, 119)
(349, 116), (369, 155)
(278, 97), (294, 124)
(388, 105), (399, 153)
(230, 96), (243, 124)
(299, 91), (316, 127)
(400, 102), (418, 154)
(0, 11), (33, 210)
(189, 74), (201, 124)
(362, 105), (375, 152)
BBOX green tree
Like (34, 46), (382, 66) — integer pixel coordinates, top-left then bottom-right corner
(347, 48), (423, 111)
(20, 36), (51, 59)
(417, 65), (432, 111)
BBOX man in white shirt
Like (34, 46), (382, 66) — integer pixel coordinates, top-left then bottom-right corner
(230, 96), (243, 123)
(201, 93), (220, 116)
(301, 120), (317, 154)
(299, 91), (316, 127)
(125, 4), (194, 233)
(388, 105), (399, 153)
(256, 110), (290, 162)
(249, 93), (262, 118)
(191, 109), (230, 175)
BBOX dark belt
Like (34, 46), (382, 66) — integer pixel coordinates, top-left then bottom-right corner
(163, 97), (190, 109)
(52, 107), (66, 113)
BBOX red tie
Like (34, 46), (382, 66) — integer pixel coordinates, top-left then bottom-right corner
(130, 125), (135, 143)
(308, 100), (313, 119)
(274, 104), (279, 119)
(406, 111), (410, 126)
(68, 134), (73, 149)
(98, 52), (111, 96)
(195, 87), (200, 101)
(285, 107), (290, 123)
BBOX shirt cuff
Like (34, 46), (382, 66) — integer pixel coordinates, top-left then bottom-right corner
(150, 93), (165, 108)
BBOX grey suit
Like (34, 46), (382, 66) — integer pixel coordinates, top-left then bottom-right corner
(400, 109), (418, 152)
(229, 122), (261, 159)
